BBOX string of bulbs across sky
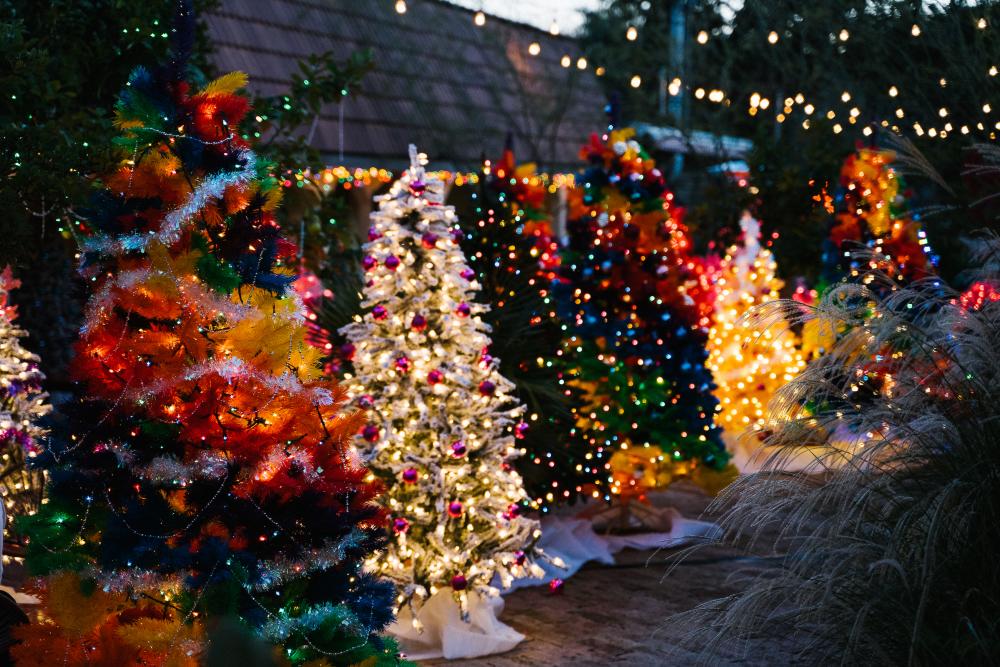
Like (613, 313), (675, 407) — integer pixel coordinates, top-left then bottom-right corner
(390, 0), (998, 142)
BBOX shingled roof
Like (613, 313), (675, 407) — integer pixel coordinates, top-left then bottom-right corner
(205, 0), (606, 169)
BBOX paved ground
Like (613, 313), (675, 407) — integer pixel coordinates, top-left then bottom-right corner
(425, 483), (797, 667)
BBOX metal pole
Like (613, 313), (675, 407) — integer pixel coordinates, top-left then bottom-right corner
(669, 0), (686, 179)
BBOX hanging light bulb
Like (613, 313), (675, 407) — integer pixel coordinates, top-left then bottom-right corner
(549, 19), (560, 36)
(630, 75), (642, 88)
(561, 54), (571, 68)
(696, 30), (709, 44)
(576, 56), (588, 70)
(528, 42), (540, 56)
(473, 10), (486, 26)
(911, 23), (921, 37)
(395, 0), (406, 14)
(626, 25), (638, 41)
(888, 85), (898, 97)
(767, 31), (779, 44)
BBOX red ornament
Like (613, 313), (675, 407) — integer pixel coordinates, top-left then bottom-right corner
(455, 302), (471, 317)
(514, 421), (529, 439)
(357, 394), (375, 409)
(503, 503), (521, 520)
(478, 380), (496, 397)
(395, 356), (411, 373)
(421, 232), (439, 249)
(447, 500), (464, 517)
(410, 314), (427, 331)
(427, 370), (444, 384)
(460, 268), (476, 281)
(340, 343), (355, 361)
(361, 424), (379, 442)
(393, 517), (410, 533)
(451, 574), (467, 590)
(372, 305), (388, 320)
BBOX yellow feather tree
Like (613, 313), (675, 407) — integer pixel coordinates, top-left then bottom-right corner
(707, 213), (806, 469)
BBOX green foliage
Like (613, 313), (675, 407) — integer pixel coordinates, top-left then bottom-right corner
(244, 49), (374, 172)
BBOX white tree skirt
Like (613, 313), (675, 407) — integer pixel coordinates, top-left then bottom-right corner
(390, 589), (522, 661)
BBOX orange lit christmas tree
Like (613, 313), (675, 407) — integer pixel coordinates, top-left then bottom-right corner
(13, 20), (400, 666)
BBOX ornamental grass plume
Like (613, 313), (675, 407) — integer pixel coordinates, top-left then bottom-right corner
(673, 233), (1000, 665)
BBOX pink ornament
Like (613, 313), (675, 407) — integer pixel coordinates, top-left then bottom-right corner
(402, 468), (418, 484)
(515, 421), (529, 439)
(362, 424), (379, 442)
(393, 517), (410, 533)
(455, 302), (471, 317)
(358, 394), (375, 409)
(421, 232), (439, 249)
(450, 441), (467, 458)
(451, 574), (467, 590)
(447, 501), (463, 517)
(410, 314), (427, 331)
(384, 255), (400, 270)
(548, 578), (564, 594)
(372, 305), (388, 320)
(395, 356), (411, 373)
(478, 380), (496, 397)
(503, 503), (521, 520)
(427, 369), (444, 385)
(368, 227), (381, 241)
(460, 268), (476, 281)
(362, 255), (377, 271)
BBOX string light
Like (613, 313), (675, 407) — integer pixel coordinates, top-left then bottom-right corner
(767, 30), (779, 44)
(911, 23), (921, 37)
(889, 85), (899, 97)
(561, 54), (571, 68)
(576, 56), (588, 70)
(839, 28), (850, 41)
(549, 19), (559, 35)
(395, 0), (406, 14)
(697, 30), (709, 44)
(626, 25), (638, 41)
(528, 41), (540, 56)
(473, 10), (485, 26)
(630, 74), (642, 88)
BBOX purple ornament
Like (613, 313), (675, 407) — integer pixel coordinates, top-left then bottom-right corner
(447, 501), (464, 518)
(362, 255), (377, 271)
(450, 441), (467, 458)
(514, 550), (527, 566)
(421, 232), (439, 249)
(478, 380), (496, 397)
(395, 356), (411, 373)
(358, 394), (375, 409)
(515, 421), (529, 439)
(451, 574), (467, 590)
(503, 503), (521, 520)
(410, 180), (427, 195)
(460, 268), (476, 281)
(384, 255), (401, 271)
(455, 302), (471, 317)
(368, 227), (382, 241)
(402, 468), (419, 484)
(427, 369), (444, 385)
(372, 305), (388, 320)
(340, 343), (356, 360)
(362, 424), (380, 442)
(548, 578), (564, 594)
(410, 314), (427, 331)
(451, 228), (464, 242)
(393, 517), (410, 533)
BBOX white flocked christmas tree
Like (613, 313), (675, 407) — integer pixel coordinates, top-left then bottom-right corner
(340, 147), (542, 650)
(707, 213), (805, 471)
(0, 267), (50, 522)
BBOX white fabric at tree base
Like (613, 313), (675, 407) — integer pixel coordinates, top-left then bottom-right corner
(508, 509), (720, 590)
(390, 589), (524, 661)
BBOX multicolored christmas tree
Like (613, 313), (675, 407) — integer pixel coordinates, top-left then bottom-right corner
(14, 31), (399, 666)
(821, 146), (937, 291)
(557, 127), (729, 506)
(340, 146), (541, 620)
(451, 144), (596, 510)
(0, 267), (50, 522)
(706, 213), (806, 467)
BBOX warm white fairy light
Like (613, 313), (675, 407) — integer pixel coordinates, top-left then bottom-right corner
(767, 30), (779, 44)
(697, 30), (709, 44)
(630, 74), (642, 88)
(473, 10), (485, 26)
(626, 25), (638, 41)
(528, 42), (540, 56)
(395, 0), (406, 14)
